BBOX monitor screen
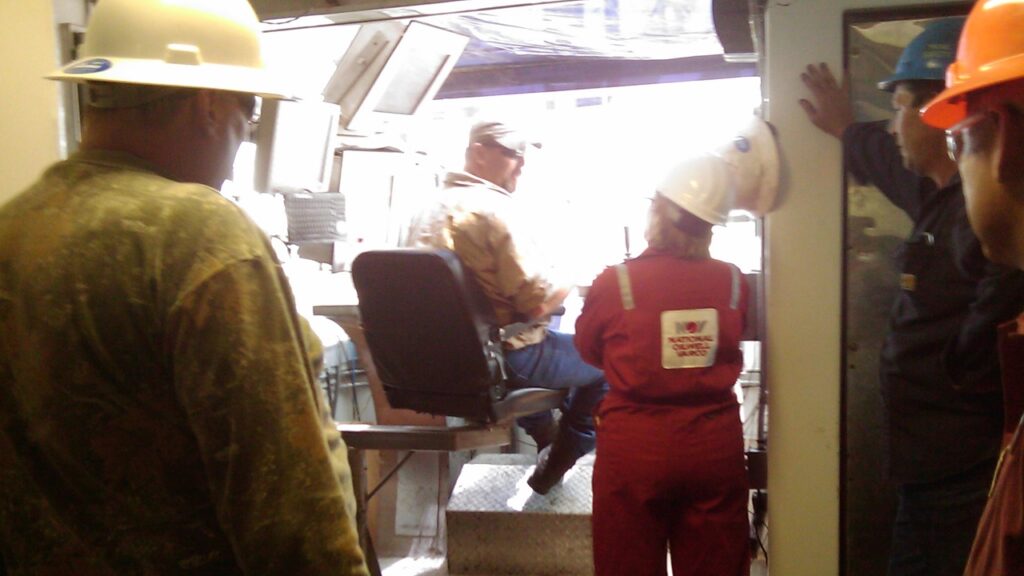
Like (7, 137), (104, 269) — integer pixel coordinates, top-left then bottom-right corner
(373, 52), (452, 115)
(254, 99), (340, 194)
(322, 21), (469, 133)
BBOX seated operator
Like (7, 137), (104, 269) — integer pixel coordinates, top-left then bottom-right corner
(407, 120), (609, 494)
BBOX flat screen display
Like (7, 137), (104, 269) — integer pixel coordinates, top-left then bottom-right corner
(322, 21), (469, 133)
(374, 53), (452, 115)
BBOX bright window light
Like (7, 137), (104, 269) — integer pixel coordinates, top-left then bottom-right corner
(420, 76), (763, 284)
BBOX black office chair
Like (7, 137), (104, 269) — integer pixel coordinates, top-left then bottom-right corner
(340, 248), (567, 575)
(351, 247), (565, 422)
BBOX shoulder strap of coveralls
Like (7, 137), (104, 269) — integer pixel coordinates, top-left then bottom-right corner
(614, 264), (635, 310)
(728, 264), (741, 310)
(615, 261), (742, 311)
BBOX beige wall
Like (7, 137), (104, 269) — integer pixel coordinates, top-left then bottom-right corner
(0, 0), (62, 205)
(763, 1), (961, 574)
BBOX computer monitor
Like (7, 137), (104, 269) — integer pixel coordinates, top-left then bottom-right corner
(322, 20), (470, 134)
(253, 98), (340, 194)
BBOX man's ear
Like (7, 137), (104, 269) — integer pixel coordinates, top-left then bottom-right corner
(466, 142), (487, 168)
(996, 106), (1024, 185)
(190, 90), (221, 137)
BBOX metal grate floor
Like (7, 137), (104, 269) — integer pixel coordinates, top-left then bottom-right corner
(446, 454), (594, 576)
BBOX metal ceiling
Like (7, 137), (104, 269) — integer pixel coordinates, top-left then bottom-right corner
(254, 0), (758, 97)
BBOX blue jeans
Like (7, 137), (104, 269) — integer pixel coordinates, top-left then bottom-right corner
(505, 330), (608, 458)
(887, 458), (996, 576)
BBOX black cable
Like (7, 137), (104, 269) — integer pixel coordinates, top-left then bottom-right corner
(348, 343), (362, 421)
(367, 451), (415, 501)
(755, 524), (768, 561)
(750, 489), (768, 561)
(334, 338), (361, 421)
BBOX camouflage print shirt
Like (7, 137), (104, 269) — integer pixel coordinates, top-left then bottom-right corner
(406, 170), (552, 348)
(0, 150), (367, 575)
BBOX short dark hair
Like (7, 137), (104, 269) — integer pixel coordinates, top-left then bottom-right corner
(85, 82), (197, 110)
(898, 80), (945, 108)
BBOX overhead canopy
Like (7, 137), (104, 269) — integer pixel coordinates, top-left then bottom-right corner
(258, 0), (759, 97)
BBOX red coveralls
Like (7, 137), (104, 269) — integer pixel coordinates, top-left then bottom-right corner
(575, 248), (750, 576)
(963, 313), (1024, 575)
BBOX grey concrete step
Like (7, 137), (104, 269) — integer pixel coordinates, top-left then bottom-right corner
(446, 454), (594, 576)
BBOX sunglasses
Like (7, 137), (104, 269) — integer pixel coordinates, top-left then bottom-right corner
(235, 94), (258, 120)
(232, 94), (260, 141)
(483, 141), (524, 161)
(946, 109), (997, 162)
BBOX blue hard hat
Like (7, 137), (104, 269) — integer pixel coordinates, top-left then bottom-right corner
(877, 16), (966, 92)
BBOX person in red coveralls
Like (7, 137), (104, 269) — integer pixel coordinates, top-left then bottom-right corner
(920, 1), (1024, 573)
(575, 154), (750, 576)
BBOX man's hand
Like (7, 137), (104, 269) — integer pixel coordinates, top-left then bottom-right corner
(798, 63), (855, 139)
(529, 286), (571, 319)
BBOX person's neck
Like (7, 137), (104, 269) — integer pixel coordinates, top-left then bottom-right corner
(82, 119), (198, 184)
(463, 167), (508, 193)
(81, 139), (181, 182)
(927, 160), (959, 189)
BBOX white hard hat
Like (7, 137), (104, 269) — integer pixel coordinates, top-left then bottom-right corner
(713, 116), (780, 217)
(656, 155), (735, 226)
(47, 0), (288, 99)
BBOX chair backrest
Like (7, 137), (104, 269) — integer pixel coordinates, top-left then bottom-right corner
(351, 248), (508, 421)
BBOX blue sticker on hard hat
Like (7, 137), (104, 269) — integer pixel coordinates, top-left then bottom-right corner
(65, 58), (112, 75)
(734, 136), (751, 153)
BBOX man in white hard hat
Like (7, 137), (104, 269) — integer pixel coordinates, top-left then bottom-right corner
(0, 1), (366, 574)
(800, 19), (1024, 576)
(408, 120), (608, 495)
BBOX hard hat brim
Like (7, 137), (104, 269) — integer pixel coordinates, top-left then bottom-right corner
(752, 128), (780, 216)
(876, 69), (943, 93)
(922, 52), (1024, 129)
(47, 57), (292, 100)
(713, 117), (780, 217)
(877, 72), (910, 93)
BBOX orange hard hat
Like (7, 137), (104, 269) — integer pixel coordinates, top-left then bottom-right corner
(921, 0), (1024, 129)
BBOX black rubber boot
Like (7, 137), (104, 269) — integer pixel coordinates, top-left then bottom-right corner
(527, 430), (578, 495)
